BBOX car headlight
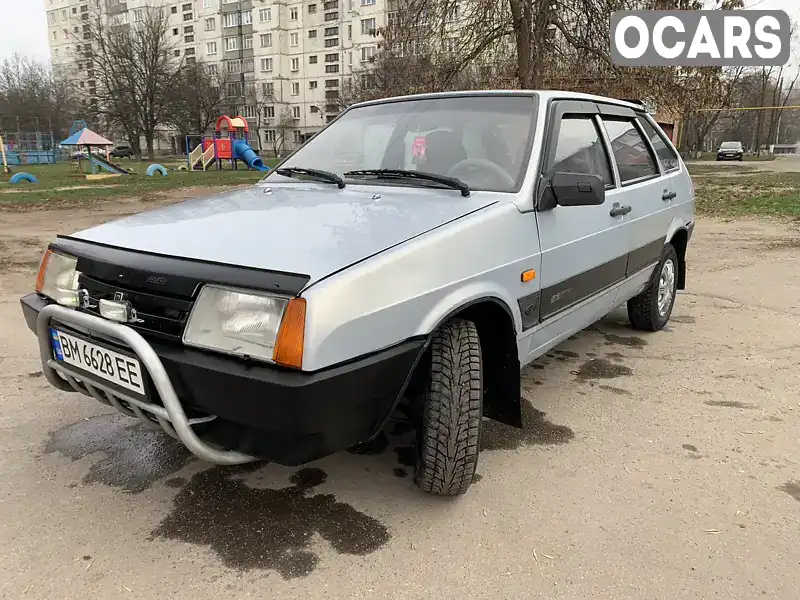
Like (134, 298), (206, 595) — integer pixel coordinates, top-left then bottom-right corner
(35, 249), (81, 308)
(183, 284), (306, 368)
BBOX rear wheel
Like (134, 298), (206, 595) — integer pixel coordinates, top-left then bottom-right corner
(628, 244), (678, 332)
(415, 318), (482, 496)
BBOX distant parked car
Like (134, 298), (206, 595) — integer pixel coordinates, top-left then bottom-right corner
(110, 143), (133, 158)
(717, 141), (744, 161)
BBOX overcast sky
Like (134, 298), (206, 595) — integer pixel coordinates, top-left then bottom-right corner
(0, 0), (797, 65)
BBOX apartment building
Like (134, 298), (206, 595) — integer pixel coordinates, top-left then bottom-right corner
(44, 0), (391, 150)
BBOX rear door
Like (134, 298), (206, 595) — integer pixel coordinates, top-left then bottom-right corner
(528, 100), (629, 356)
(597, 106), (669, 277)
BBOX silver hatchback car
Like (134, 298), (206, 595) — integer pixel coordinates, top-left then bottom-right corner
(21, 91), (694, 495)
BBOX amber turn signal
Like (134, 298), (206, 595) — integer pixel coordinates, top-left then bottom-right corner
(35, 249), (53, 293)
(273, 298), (306, 369)
(521, 269), (536, 282)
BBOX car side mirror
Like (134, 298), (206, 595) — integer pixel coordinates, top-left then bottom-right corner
(551, 172), (605, 207)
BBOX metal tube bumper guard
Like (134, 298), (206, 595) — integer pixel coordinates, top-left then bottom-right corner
(37, 304), (259, 465)
(27, 297), (426, 465)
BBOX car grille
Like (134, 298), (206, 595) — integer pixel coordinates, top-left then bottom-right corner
(77, 273), (194, 342)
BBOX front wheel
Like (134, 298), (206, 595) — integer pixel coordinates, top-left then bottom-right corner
(415, 318), (483, 496)
(627, 244), (679, 332)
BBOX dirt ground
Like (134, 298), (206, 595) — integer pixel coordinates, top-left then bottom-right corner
(0, 193), (799, 600)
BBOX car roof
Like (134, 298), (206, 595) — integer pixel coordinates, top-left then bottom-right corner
(348, 90), (647, 112)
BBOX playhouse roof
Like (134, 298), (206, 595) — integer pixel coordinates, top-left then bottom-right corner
(216, 115), (249, 133)
(60, 127), (114, 147)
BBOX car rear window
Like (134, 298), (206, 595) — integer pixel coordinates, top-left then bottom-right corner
(601, 118), (659, 183)
(637, 118), (680, 171)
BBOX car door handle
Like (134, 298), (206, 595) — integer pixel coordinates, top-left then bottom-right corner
(662, 190), (677, 201)
(609, 203), (632, 217)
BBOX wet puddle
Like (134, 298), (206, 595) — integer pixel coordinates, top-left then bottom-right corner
(573, 358), (633, 381)
(152, 466), (390, 578)
(44, 414), (190, 493)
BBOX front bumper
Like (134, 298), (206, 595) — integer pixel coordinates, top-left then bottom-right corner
(717, 153), (743, 160)
(22, 293), (424, 466)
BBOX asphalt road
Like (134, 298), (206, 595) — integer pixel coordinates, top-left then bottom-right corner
(0, 206), (798, 600)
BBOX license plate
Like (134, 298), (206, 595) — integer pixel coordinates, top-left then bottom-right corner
(49, 328), (145, 396)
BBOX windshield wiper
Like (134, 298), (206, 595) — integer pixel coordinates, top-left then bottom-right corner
(276, 167), (345, 188)
(343, 169), (470, 197)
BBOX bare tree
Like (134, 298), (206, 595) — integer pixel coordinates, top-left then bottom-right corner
(0, 54), (77, 138)
(81, 5), (180, 159)
(269, 107), (295, 159)
(243, 83), (278, 151)
(165, 61), (229, 138)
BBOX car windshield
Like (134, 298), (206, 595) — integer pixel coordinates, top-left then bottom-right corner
(266, 95), (537, 193)
(720, 142), (742, 149)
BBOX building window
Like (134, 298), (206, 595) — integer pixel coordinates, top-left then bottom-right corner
(205, 18), (216, 31)
(308, 29), (317, 39)
(171, 6), (177, 13)
(243, 34), (253, 49)
(348, 24), (352, 39)
(245, 81), (256, 96)
(183, 12), (193, 21)
(324, 1), (338, 9)
(264, 130), (276, 143)
(242, 105), (257, 119)
(227, 82), (243, 97)
(309, 55), (318, 64)
(208, 64), (219, 75)
(291, 57), (300, 71)
(242, 11), (252, 25)
(260, 58), (273, 72)
(325, 64), (339, 73)
(290, 32), (299, 46)
(387, 11), (398, 27)
(174, 49), (181, 57)
(325, 79), (339, 87)
(185, 35), (195, 42)
(309, 80), (318, 89)
(173, 28), (179, 35)
(324, 38), (338, 48)
(183, 3), (192, 10)
(324, 53), (338, 62)
(227, 59), (242, 73)
(324, 12), (337, 22)
(290, 7), (299, 20)
(225, 37), (238, 51)
(185, 47), (196, 56)
(294, 130), (302, 143)
(134, 9), (143, 22)
(260, 33), (272, 48)
(224, 13), (240, 27)
(324, 27), (338, 36)
(308, 4), (317, 13)
(185, 26), (194, 33)
(361, 18), (376, 35)
(259, 8), (271, 22)
(204, 0), (216, 7)
(265, 106), (275, 118)
(47, 11), (56, 24)
(292, 82), (300, 96)
(361, 0), (375, 4)
(293, 107), (301, 118)
(310, 105), (319, 113)
(361, 45), (376, 61)
(263, 82), (274, 95)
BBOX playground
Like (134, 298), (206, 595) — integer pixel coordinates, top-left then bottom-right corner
(0, 159), (275, 209)
(0, 115), (276, 208)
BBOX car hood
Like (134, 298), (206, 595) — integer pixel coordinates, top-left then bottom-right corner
(70, 183), (498, 283)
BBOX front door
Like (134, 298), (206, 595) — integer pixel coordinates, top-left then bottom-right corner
(526, 100), (629, 360)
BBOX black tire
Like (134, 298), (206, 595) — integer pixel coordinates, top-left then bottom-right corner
(415, 318), (482, 496)
(627, 244), (679, 332)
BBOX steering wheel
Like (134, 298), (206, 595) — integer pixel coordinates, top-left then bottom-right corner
(447, 158), (515, 190)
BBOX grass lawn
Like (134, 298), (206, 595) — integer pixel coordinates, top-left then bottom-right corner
(692, 171), (800, 218)
(0, 159), (279, 209)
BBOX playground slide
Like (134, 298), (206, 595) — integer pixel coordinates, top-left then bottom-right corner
(232, 139), (270, 172)
(90, 154), (129, 175)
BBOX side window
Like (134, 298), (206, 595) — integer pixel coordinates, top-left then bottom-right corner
(637, 117), (679, 171)
(547, 116), (613, 187)
(601, 118), (659, 183)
